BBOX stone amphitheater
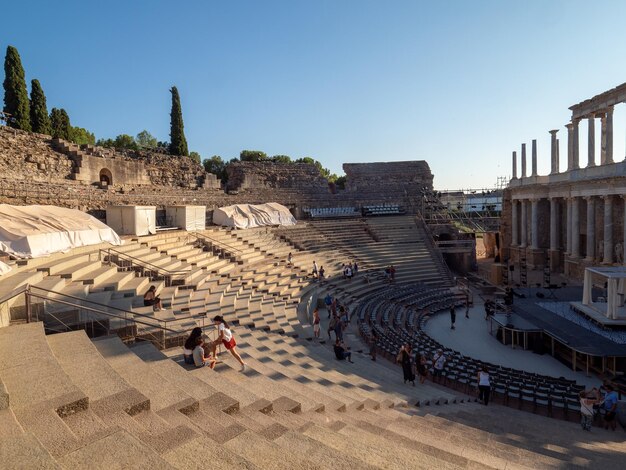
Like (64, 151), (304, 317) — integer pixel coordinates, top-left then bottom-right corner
(0, 127), (625, 469)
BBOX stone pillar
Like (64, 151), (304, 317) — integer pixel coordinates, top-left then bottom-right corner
(572, 119), (580, 170)
(521, 144), (527, 178)
(604, 196), (614, 263)
(512, 151), (517, 179)
(531, 139), (538, 177)
(571, 197), (580, 258)
(550, 130), (559, 174)
(585, 197), (595, 261)
(566, 123), (574, 171)
(601, 113), (607, 164)
(520, 199), (527, 248)
(623, 196), (626, 265)
(550, 198), (558, 251)
(531, 199), (539, 249)
(606, 106), (614, 164)
(511, 200), (518, 246)
(566, 198), (572, 255)
(587, 114), (595, 167)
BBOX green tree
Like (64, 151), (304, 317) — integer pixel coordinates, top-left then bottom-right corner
(29, 79), (51, 134)
(136, 130), (157, 148)
(50, 108), (71, 139)
(169, 86), (188, 156)
(271, 154), (291, 163)
(334, 175), (347, 189)
(240, 150), (268, 162)
(69, 126), (95, 145)
(113, 134), (137, 150)
(96, 138), (115, 148)
(3, 45), (31, 131)
(189, 151), (201, 163)
(295, 157), (315, 164)
(203, 155), (226, 179)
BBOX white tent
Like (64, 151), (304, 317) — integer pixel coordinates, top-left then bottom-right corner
(106, 206), (156, 236)
(0, 204), (122, 259)
(213, 203), (296, 229)
(165, 205), (206, 231)
(0, 260), (11, 276)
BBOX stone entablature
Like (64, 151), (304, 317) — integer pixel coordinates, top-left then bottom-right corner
(226, 162), (329, 192)
(343, 161), (433, 193)
(569, 82), (626, 120)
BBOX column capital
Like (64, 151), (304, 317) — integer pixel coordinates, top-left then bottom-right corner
(588, 112), (596, 119)
(583, 195), (595, 201)
(549, 129), (559, 135)
(603, 194), (613, 201)
(565, 122), (574, 130)
(606, 105), (614, 116)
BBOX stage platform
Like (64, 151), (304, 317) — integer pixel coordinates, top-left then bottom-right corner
(569, 302), (626, 327)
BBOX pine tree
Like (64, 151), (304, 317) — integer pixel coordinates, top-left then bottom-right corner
(29, 79), (51, 134)
(50, 108), (71, 140)
(3, 45), (31, 131)
(169, 86), (188, 156)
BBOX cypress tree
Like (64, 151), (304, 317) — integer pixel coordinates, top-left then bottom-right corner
(3, 45), (31, 131)
(29, 79), (51, 134)
(50, 108), (71, 140)
(169, 86), (188, 156)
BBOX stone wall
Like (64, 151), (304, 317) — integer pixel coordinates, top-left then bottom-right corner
(343, 161), (434, 194)
(226, 162), (329, 192)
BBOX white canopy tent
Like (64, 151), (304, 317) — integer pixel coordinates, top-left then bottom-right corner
(213, 203), (296, 229)
(0, 204), (122, 259)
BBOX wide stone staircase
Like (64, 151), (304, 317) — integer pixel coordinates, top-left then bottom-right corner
(1, 321), (625, 468)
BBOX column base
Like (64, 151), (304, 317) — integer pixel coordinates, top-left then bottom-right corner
(549, 250), (563, 272)
(527, 249), (545, 269)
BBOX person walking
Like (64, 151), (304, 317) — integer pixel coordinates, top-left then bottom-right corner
(432, 349), (446, 382)
(450, 305), (456, 330)
(477, 365), (491, 405)
(210, 315), (246, 372)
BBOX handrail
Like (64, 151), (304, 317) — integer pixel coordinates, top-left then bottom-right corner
(188, 231), (242, 255)
(102, 247), (191, 276)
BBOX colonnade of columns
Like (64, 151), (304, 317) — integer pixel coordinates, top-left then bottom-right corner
(509, 195), (626, 266)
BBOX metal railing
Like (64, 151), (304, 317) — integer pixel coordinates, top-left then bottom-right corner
(188, 231), (242, 258)
(100, 247), (191, 287)
(0, 284), (209, 349)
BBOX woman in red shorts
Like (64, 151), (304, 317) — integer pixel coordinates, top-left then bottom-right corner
(211, 315), (246, 372)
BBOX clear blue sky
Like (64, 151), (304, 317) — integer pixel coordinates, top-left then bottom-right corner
(3, 0), (626, 189)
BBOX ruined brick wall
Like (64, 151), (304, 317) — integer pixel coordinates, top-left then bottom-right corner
(343, 161), (434, 194)
(225, 162), (329, 192)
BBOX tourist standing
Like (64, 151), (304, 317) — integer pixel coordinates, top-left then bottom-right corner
(353, 261), (359, 275)
(450, 305), (456, 330)
(416, 352), (428, 384)
(327, 315), (337, 341)
(312, 261), (319, 279)
(602, 384), (619, 431)
(477, 365), (491, 405)
(579, 390), (598, 431)
(369, 330), (378, 361)
(390, 265), (396, 282)
(287, 252), (293, 266)
(397, 344), (415, 386)
(465, 299), (470, 319)
(324, 293), (333, 318)
(432, 349), (446, 381)
(313, 308), (321, 339)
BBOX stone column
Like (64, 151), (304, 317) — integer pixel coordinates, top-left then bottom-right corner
(572, 119), (580, 170)
(587, 114), (595, 167)
(566, 123), (574, 171)
(585, 197), (595, 261)
(604, 196), (614, 263)
(606, 107), (614, 164)
(521, 144), (527, 178)
(531, 139), (538, 176)
(531, 199), (539, 249)
(601, 113), (607, 164)
(571, 197), (580, 258)
(512, 151), (517, 179)
(566, 198), (572, 255)
(550, 198), (558, 251)
(550, 130), (559, 174)
(520, 199), (527, 248)
(511, 200), (518, 246)
(623, 196), (626, 265)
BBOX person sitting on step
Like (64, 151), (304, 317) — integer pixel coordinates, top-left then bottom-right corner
(143, 285), (162, 311)
(183, 327), (203, 365)
(334, 338), (353, 363)
(193, 337), (216, 369)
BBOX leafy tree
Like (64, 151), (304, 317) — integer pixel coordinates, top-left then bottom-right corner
(294, 157), (315, 165)
(333, 175), (347, 189)
(157, 140), (169, 149)
(29, 79), (51, 134)
(50, 108), (71, 139)
(295, 156), (332, 179)
(240, 150), (268, 162)
(189, 151), (201, 163)
(271, 154), (291, 163)
(169, 86), (188, 156)
(136, 130), (158, 149)
(203, 155), (226, 178)
(70, 126), (95, 145)
(96, 134), (137, 150)
(96, 138), (114, 148)
(3, 45), (30, 131)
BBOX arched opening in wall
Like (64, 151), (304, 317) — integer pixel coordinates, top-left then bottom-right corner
(99, 168), (113, 187)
